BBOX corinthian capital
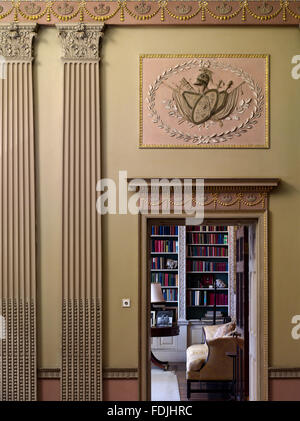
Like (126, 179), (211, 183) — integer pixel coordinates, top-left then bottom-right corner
(57, 23), (105, 62)
(0, 23), (37, 62)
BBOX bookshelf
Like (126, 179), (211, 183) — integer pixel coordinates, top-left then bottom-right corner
(150, 225), (179, 305)
(186, 225), (230, 324)
(148, 222), (234, 361)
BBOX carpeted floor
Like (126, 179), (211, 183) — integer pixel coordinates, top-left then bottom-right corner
(151, 367), (181, 401)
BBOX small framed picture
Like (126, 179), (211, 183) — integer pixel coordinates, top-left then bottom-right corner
(151, 311), (156, 327)
(167, 306), (178, 324)
(156, 311), (173, 327)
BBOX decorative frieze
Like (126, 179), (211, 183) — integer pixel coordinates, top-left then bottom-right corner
(131, 179), (279, 214)
(0, 1), (299, 26)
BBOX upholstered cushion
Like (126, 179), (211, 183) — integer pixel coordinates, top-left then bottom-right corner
(203, 324), (220, 340)
(186, 343), (208, 372)
(214, 321), (236, 338)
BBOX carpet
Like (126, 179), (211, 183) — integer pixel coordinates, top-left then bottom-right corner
(151, 367), (181, 401)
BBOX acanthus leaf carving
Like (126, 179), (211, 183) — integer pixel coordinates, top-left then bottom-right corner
(57, 23), (105, 61)
(0, 23), (37, 61)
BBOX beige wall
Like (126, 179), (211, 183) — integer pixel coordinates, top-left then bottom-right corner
(35, 27), (62, 368)
(36, 26), (300, 370)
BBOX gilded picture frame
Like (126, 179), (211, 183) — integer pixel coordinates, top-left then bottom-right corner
(139, 54), (269, 149)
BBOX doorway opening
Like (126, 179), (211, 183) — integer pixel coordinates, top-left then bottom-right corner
(139, 213), (268, 401)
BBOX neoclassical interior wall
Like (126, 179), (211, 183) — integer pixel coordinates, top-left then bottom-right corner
(100, 26), (300, 369)
(1, 23), (299, 400)
(35, 25), (300, 370)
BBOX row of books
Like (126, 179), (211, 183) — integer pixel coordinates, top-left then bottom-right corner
(152, 257), (178, 270)
(151, 225), (178, 236)
(151, 240), (178, 253)
(187, 261), (228, 272)
(187, 233), (228, 244)
(187, 246), (228, 257)
(187, 291), (228, 306)
(162, 288), (178, 302)
(201, 310), (226, 323)
(151, 273), (178, 286)
(186, 226), (228, 232)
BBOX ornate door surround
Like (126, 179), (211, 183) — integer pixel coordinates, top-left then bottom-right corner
(137, 177), (279, 401)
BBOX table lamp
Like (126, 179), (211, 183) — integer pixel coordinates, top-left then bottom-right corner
(151, 283), (165, 304)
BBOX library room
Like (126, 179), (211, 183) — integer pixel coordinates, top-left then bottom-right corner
(147, 219), (257, 401)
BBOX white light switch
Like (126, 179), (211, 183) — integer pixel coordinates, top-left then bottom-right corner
(122, 298), (131, 308)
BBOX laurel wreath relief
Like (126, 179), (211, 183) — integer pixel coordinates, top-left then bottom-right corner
(146, 59), (264, 144)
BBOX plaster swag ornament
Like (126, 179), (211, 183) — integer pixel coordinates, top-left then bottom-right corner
(57, 23), (105, 61)
(0, 23), (37, 61)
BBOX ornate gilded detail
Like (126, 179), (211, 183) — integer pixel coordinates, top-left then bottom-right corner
(94, 3), (111, 16)
(125, 1), (160, 21)
(141, 54), (268, 148)
(216, 2), (232, 15)
(57, 23), (104, 61)
(257, 2), (273, 15)
(24, 2), (41, 16)
(244, 193), (258, 202)
(175, 4), (192, 15)
(57, 2), (75, 16)
(0, 1), (298, 25)
(134, 2), (152, 15)
(0, 23), (36, 61)
(218, 193), (234, 204)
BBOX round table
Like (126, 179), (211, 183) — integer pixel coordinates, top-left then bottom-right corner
(151, 325), (180, 370)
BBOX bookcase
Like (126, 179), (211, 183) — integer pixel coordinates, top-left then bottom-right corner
(149, 222), (234, 362)
(186, 226), (230, 324)
(150, 224), (179, 308)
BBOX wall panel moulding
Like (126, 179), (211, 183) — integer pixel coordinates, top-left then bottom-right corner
(0, 1), (299, 26)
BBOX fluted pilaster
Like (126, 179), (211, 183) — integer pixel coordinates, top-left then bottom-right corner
(57, 23), (104, 401)
(0, 23), (37, 401)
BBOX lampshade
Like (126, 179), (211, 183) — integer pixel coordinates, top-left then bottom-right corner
(151, 283), (165, 303)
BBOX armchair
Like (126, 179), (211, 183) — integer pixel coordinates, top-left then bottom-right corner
(186, 323), (237, 399)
